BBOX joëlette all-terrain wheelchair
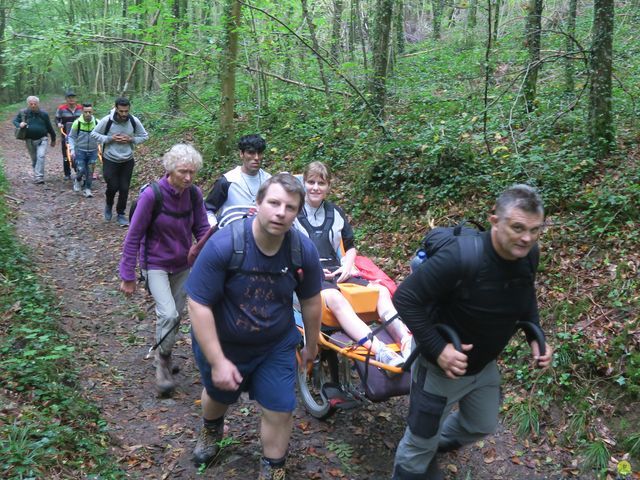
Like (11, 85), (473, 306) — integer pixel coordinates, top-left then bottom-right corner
(294, 257), (412, 420)
(294, 257), (547, 420)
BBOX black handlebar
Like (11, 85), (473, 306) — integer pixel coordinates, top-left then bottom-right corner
(402, 321), (546, 372)
(402, 324), (462, 372)
(515, 321), (546, 356)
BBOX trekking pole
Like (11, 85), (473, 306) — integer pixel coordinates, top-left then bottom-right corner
(145, 318), (182, 359)
(59, 128), (73, 171)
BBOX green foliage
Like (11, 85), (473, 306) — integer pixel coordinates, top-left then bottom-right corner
(0, 160), (123, 479)
(581, 440), (610, 477)
(624, 433), (640, 458)
(327, 439), (355, 472)
(505, 399), (540, 438)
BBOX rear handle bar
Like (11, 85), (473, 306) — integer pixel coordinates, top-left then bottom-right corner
(402, 321), (546, 372)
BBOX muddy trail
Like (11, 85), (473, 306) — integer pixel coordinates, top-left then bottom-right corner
(2, 101), (571, 479)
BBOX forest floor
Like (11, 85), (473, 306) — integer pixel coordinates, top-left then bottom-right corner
(1, 101), (581, 479)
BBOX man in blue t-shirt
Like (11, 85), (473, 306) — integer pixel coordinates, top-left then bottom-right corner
(186, 173), (323, 479)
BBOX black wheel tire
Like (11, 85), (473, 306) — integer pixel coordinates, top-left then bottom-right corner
(298, 352), (338, 420)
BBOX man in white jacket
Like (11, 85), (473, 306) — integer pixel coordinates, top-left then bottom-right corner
(91, 97), (149, 226)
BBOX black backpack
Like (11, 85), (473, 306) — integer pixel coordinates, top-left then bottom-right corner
(104, 115), (137, 135)
(129, 181), (198, 224)
(226, 218), (304, 284)
(413, 220), (539, 297)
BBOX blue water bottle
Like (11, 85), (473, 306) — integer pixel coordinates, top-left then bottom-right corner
(410, 250), (427, 273)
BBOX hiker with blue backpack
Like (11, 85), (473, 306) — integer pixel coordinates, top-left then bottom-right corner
(91, 97), (149, 226)
(392, 184), (553, 480)
(119, 144), (210, 396)
(186, 174), (323, 479)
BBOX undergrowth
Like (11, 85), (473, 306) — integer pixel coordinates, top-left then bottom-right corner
(0, 160), (124, 479)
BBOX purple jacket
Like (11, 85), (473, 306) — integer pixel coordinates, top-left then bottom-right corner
(119, 175), (210, 281)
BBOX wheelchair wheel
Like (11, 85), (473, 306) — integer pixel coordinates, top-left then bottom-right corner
(298, 349), (339, 420)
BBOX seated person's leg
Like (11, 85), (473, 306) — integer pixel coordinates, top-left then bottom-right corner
(323, 288), (404, 367)
(368, 283), (413, 358)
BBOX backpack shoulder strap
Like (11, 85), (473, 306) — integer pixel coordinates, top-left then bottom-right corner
(104, 118), (113, 134)
(458, 234), (483, 284)
(288, 228), (303, 278)
(129, 115), (137, 133)
(189, 185), (198, 210)
(149, 182), (163, 224)
(527, 243), (540, 278)
(228, 218), (246, 271)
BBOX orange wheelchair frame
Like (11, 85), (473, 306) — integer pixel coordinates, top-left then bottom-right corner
(295, 282), (409, 419)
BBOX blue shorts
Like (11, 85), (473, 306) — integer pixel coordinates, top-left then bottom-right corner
(192, 328), (300, 412)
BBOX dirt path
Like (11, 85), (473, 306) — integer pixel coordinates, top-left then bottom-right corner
(2, 102), (570, 479)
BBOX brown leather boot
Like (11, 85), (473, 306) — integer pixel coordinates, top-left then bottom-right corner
(192, 422), (223, 466)
(155, 351), (175, 396)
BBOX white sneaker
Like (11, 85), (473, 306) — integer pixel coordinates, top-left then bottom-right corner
(73, 179), (81, 192)
(83, 188), (93, 198)
(401, 335), (414, 359)
(375, 345), (405, 369)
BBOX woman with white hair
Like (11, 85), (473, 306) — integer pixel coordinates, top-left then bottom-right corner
(119, 143), (210, 396)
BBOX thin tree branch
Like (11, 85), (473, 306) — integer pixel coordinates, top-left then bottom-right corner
(121, 46), (215, 116)
(242, 65), (352, 97)
(238, 0), (387, 133)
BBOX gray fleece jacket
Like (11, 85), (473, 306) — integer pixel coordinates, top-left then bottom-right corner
(91, 111), (149, 163)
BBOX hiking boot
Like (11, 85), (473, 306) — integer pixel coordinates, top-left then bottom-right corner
(34, 179), (45, 185)
(426, 456), (444, 480)
(258, 458), (286, 480)
(73, 179), (81, 192)
(83, 188), (93, 198)
(192, 423), (223, 466)
(117, 214), (129, 227)
(155, 351), (175, 397)
(376, 345), (405, 369)
(438, 439), (462, 453)
(104, 205), (113, 221)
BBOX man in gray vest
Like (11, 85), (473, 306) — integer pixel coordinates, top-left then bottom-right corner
(204, 134), (271, 228)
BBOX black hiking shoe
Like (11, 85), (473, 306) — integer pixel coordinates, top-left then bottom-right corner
(426, 455), (444, 480)
(192, 424), (222, 466)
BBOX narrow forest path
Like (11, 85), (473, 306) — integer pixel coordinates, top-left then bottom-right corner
(1, 102), (572, 479)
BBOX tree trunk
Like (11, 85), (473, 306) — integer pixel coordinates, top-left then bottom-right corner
(371, 0), (393, 117)
(564, 0), (577, 94)
(432, 0), (444, 39)
(523, 0), (543, 112)
(119, 0), (128, 93)
(395, 0), (405, 55)
(589, 0), (615, 159)
(301, 0), (335, 119)
(492, 0), (501, 42)
(216, 0), (241, 160)
(0, 0), (9, 103)
(468, 0), (477, 30)
(331, 0), (344, 60)
(168, 0), (186, 114)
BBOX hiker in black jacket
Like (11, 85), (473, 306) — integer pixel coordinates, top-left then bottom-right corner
(392, 184), (553, 480)
(13, 96), (57, 184)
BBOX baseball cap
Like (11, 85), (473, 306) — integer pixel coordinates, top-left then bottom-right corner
(65, 90), (77, 97)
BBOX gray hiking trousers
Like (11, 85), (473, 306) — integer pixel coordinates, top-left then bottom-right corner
(393, 356), (501, 478)
(144, 269), (189, 356)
